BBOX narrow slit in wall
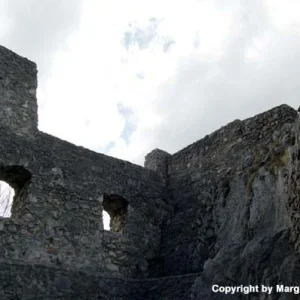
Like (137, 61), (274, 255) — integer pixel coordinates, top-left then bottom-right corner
(0, 181), (15, 218)
(102, 210), (111, 230)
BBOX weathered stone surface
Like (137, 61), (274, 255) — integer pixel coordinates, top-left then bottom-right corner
(1, 44), (300, 299)
(0, 45), (170, 281)
(0, 45), (38, 137)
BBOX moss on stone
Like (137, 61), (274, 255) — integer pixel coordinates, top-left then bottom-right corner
(267, 149), (290, 175)
(248, 171), (258, 195)
(280, 149), (290, 166)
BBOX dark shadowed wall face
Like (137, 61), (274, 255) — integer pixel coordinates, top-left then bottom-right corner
(159, 105), (300, 280)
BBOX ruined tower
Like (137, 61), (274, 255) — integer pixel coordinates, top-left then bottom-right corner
(0, 45), (38, 137)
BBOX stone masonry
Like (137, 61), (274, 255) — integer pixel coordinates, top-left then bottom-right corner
(1, 45), (300, 299)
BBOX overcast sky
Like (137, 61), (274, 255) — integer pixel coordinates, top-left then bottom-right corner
(1, 0), (300, 166)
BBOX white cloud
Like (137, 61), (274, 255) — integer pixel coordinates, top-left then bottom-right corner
(1, 0), (300, 166)
(264, 0), (300, 32)
(0, 0), (82, 85)
(108, 0), (300, 164)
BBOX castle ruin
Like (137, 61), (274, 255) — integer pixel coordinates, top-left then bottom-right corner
(1, 45), (300, 299)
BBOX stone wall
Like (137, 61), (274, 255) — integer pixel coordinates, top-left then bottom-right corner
(0, 45), (171, 278)
(0, 261), (201, 300)
(158, 104), (300, 287)
(144, 148), (171, 183)
(0, 45), (38, 137)
(0, 128), (170, 277)
(1, 44), (300, 299)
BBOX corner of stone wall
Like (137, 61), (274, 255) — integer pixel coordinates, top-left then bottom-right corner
(0, 45), (38, 138)
(144, 148), (171, 181)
